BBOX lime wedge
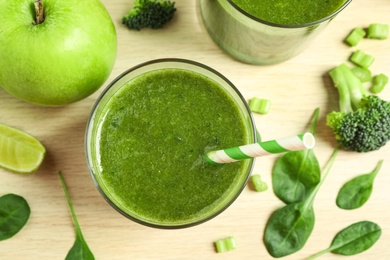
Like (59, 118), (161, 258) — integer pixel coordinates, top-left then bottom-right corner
(0, 124), (46, 174)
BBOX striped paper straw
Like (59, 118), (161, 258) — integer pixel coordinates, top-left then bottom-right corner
(205, 133), (315, 164)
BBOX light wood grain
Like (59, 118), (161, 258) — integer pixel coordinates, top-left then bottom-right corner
(1, 1), (389, 259)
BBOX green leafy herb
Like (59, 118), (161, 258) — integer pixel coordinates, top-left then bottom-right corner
(272, 108), (321, 204)
(58, 171), (95, 260)
(336, 160), (383, 210)
(264, 148), (339, 258)
(306, 221), (381, 259)
(264, 201), (315, 258)
(0, 194), (30, 241)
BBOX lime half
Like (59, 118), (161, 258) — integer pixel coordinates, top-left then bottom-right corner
(0, 124), (46, 174)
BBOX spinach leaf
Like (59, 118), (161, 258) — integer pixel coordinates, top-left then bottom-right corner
(272, 108), (321, 204)
(272, 150), (320, 203)
(0, 194), (30, 241)
(264, 148), (339, 258)
(58, 171), (95, 260)
(306, 221), (381, 259)
(336, 160), (383, 210)
(264, 201), (315, 257)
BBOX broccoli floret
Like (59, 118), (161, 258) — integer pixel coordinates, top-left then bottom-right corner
(122, 0), (176, 31)
(326, 63), (390, 152)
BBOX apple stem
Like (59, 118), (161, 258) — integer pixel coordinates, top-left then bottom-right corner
(34, 0), (45, 25)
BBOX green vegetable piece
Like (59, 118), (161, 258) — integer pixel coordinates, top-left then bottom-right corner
(215, 237), (237, 253)
(272, 150), (320, 203)
(58, 171), (95, 260)
(306, 221), (381, 259)
(249, 97), (271, 114)
(370, 73), (388, 94)
(350, 50), (375, 68)
(264, 201), (315, 258)
(0, 194), (30, 241)
(367, 23), (389, 40)
(351, 67), (372, 83)
(328, 63), (367, 113)
(251, 174), (268, 192)
(122, 0), (176, 30)
(336, 160), (383, 210)
(264, 148), (339, 258)
(345, 27), (366, 46)
(272, 108), (320, 204)
(326, 63), (390, 152)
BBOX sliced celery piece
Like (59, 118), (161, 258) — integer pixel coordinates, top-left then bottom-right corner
(370, 73), (388, 94)
(351, 67), (372, 83)
(215, 237), (237, 253)
(249, 97), (271, 114)
(345, 27), (366, 46)
(367, 23), (389, 40)
(251, 174), (268, 192)
(350, 50), (375, 68)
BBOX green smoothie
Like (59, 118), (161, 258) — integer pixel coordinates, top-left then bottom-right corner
(200, 0), (350, 64)
(90, 65), (255, 227)
(232, 0), (347, 25)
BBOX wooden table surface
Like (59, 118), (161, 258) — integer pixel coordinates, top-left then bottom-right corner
(1, 1), (389, 259)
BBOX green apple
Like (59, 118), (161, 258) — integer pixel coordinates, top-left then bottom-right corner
(0, 0), (117, 106)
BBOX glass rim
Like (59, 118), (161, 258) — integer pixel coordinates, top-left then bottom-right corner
(227, 0), (352, 28)
(85, 58), (258, 229)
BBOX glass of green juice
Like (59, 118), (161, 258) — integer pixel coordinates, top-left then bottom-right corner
(85, 59), (257, 229)
(200, 0), (351, 65)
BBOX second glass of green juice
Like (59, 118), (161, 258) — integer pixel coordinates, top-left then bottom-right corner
(200, 0), (351, 65)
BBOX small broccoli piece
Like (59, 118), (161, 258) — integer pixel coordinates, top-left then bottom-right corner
(326, 64), (390, 152)
(122, 0), (176, 31)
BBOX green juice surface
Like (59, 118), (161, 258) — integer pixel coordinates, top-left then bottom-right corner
(231, 0), (347, 24)
(96, 68), (252, 225)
